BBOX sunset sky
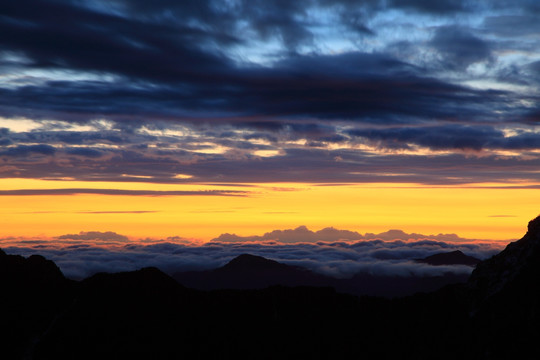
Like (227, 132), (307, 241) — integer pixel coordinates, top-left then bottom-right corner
(1, 0), (540, 247)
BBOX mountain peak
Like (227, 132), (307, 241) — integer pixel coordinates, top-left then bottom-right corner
(222, 254), (283, 271)
(416, 250), (480, 266)
(527, 215), (540, 238)
(468, 215), (540, 301)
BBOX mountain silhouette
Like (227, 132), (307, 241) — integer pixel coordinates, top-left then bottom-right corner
(415, 250), (480, 266)
(174, 253), (469, 297)
(32, 267), (360, 360)
(4, 215), (540, 359)
(173, 253), (333, 290)
(465, 216), (540, 358)
(0, 250), (73, 359)
(470, 216), (540, 299)
(222, 253), (292, 270)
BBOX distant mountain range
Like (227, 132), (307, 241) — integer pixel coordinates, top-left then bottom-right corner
(3, 217), (540, 359)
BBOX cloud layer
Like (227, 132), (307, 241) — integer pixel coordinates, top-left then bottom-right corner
(1, 228), (506, 280)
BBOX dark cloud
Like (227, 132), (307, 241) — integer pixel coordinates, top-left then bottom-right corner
(529, 60), (540, 74)
(0, 0), (510, 126)
(0, 0), (234, 85)
(389, 0), (470, 14)
(0, 144), (56, 157)
(339, 11), (374, 35)
(65, 148), (103, 158)
(488, 0), (540, 14)
(0, 0), (539, 187)
(349, 125), (488, 151)
(521, 108), (540, 125)
(0, 51), (505, 126)
(237, 0), (315, 50)
(52, 131), (124, 145)
(387, 0), (540, 16)
(430, 26), (493, 70)
(235, 54), (489, 122)
(348, 125), (540, 151)
(0, 128), (11, 146)
(483, 15), (540, 37)
(114, 0), (317, 50)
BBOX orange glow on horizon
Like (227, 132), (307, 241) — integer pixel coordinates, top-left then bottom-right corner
(0, 178), (538, 242)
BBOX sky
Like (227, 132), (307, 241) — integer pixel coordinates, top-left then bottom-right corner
(1, 0), (540, 270)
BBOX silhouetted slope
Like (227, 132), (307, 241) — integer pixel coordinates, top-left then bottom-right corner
(33, 267), (373, 360)
(34, 268), (204, 359)
(0, 251), (73, 359)
(174, 253), (469, 297)
(0, 252), (66, 286)
(173, 253), (333, 290)
(470, 216), (540, 300)
(466, 216), (540, 359)
(341, 271), (469, 297)
(5, 215), (540, 359)
(223, 253), (286, 270)
(416, 250), (480, 266)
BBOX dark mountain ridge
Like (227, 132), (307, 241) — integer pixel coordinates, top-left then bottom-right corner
(415, 250), (480, 266)
(470, 217), (540, 300)
(173, 253), (334, 291)
(173, 252), (470, 297)
(464, 217), (540, 358)
(222, 253), (289, 270)
(0, 250), (74, 359)
(3, 216), (540, 359)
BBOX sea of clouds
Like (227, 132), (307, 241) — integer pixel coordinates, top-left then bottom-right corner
(1, 228), (509, 280)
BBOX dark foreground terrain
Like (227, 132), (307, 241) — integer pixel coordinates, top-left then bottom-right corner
(3, 217), (540, 359)
(172, 251), (471, 297)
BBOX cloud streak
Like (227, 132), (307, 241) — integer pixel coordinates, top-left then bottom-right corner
(0, 188), (248, 196)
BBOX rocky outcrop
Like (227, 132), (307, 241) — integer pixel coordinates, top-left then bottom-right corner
(469, 215), (540, 301)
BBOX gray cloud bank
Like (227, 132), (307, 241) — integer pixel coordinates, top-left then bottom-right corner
(1, 228), (506, 280)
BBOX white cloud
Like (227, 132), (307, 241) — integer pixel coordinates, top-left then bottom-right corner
(2, 233), (506, 280)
